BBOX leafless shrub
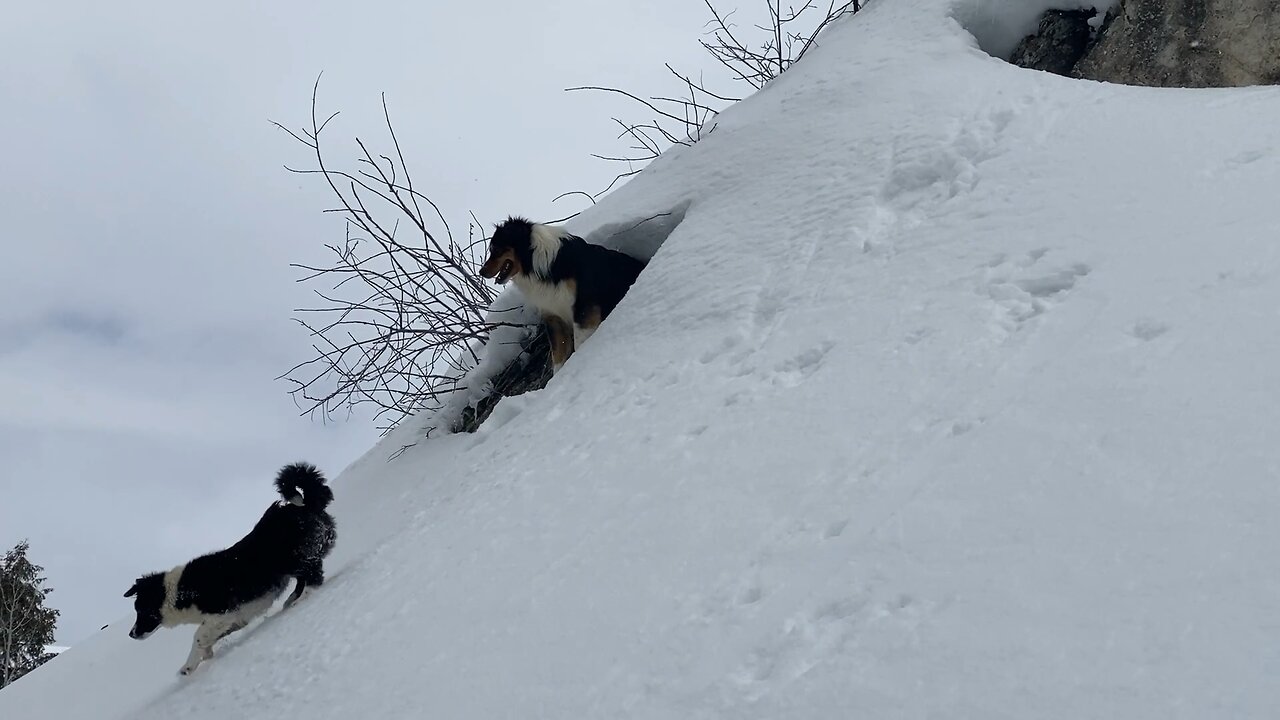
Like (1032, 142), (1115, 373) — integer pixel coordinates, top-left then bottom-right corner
(572, 0), (863, 195)
(274, 78), (526, 433)
(700, 0), (863, 90)
(274, 2), (866, 435)
(566, 66), (731, 198)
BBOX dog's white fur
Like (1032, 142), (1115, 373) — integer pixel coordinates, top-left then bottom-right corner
(159, 567), (204, 627)
(513, 223), (581, 371)
(528, 223), (562, 277)
(180, 593), (278, 675)
(513, 273), (575, 327)
(153, 565), (290, 675)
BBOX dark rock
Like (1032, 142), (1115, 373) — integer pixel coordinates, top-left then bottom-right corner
(1010, 9), (1099, 77)
(451, 324), (554, 434)
(1073, 0), (1280, 87)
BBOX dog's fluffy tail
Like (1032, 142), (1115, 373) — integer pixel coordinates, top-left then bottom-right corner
(275, 462), (334, 511)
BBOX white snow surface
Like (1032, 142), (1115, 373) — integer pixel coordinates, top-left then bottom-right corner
(6, 0), (1280, 717)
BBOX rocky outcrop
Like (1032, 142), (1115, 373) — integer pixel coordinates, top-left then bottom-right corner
(1074, 0), (1280, 87)
(452, 324), (553, 433)
(1010, 9), (1098, 77)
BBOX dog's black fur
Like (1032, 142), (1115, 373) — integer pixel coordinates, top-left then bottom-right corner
(124, 462), (336, 674)
(479, 216), (645, 371)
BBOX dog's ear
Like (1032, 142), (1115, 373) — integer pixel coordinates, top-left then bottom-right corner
(124, 581), (138, 598)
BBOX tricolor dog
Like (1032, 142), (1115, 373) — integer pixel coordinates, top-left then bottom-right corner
(478, 216), (645, 371)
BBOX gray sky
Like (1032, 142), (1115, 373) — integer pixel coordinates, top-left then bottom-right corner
(0, 0), (716, 644)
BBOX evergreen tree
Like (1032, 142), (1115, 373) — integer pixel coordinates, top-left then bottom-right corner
(0, 540), (59, 689)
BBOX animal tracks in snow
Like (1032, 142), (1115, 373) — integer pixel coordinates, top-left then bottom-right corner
(822, 518), (849, 540)
(697, 329), (837, 401)
(1129, 318), (1171, 341)
(858, 106), (1018, 262)
(767, 341), (836, 389)
(718, 339), (835, 393)
(730, 593), (871, 691)
(980, 248), (1091, 335)
(721, 587), (934, 704)
(878, 108), (1014, 216)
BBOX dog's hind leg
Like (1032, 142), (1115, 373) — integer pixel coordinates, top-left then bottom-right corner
(546, 316), (574, 373)
(284, 560), (325, 609)
(283, 580), (307, 609)
(296, 559), (325, 587)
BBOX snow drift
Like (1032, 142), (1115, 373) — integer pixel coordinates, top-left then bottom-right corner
(5, 0), (1280, 717)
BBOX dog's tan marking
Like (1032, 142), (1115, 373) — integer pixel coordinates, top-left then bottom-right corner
(573, 304), (603, 348)
(479, 247), (521, 280)
(545, 315), (574, 371)
(578, 304), (602, 330)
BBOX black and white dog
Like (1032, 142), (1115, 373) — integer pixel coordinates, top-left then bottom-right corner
(124, 462), (337, 675)
(478, 216), (646, 372)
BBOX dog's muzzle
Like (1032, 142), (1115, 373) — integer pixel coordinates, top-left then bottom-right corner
(493, 259), (515, 284)
(479, 255), (515, 285)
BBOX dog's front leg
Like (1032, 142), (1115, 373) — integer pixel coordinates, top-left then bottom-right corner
(572, 305), (602, 353)
(545, 316), (574, 373)
(179, 621), (224, 675)
(213, 618), (248, 643)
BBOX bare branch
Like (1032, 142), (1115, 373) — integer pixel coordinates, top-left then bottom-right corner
(572, 0), (863, 199)
(275, 77), (512, 434)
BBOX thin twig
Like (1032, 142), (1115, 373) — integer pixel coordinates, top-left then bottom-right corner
(274, 77), (511, 434)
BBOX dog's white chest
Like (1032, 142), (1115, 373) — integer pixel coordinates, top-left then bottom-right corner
(514, 275), (576, 324)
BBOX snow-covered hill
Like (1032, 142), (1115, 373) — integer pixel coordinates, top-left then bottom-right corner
(5, 0), (1280, 717)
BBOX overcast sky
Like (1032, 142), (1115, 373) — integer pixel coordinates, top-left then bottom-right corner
(0, 0), (725, 644)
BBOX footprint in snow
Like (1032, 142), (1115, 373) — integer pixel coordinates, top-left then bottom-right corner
(981, 250), (1091, 334)
(1129, 319), (1170, 341)
(769, 341), (836, 388)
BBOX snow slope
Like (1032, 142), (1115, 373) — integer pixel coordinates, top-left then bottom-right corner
(6, 0), (1280, 717)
